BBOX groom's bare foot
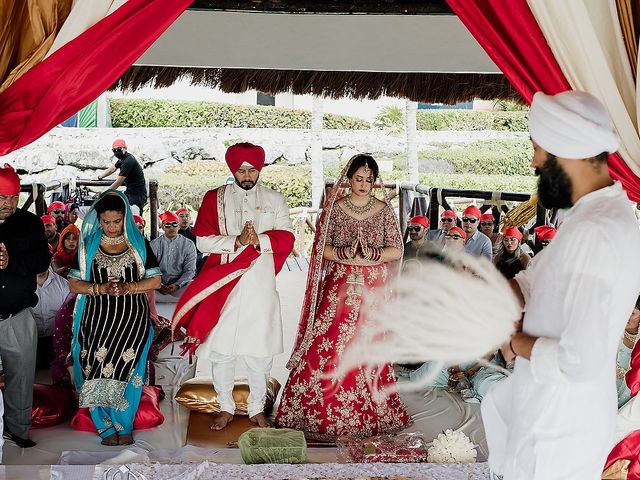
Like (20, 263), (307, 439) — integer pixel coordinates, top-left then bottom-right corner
(249, 412), (273, 427)
(210, 411), (234, 431)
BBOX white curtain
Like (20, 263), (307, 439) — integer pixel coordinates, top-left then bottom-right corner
(46, 0), (128, 58)
(528, 0), (640, 177)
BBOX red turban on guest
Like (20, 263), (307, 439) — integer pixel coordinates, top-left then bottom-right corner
(160, 211), (179, 224)
(112, 138), (127, 149)
(534, 225), (557, 241)
(463, 205), (482, 219)
(175, 207), (188, 216)
(503, 227), (523, 241)
(41, 215), (56, 226)
(441, 210), (457, 219)
(225, 143), (265, 173)
(448, 226), (467, 239)
(133, 215), (145, 226)
(47, 201), (65, 213)
(480, 213), (495, 222)
(0, 164), (20, 195)
(409, 215), (429, 229)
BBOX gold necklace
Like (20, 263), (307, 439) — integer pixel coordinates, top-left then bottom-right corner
(344, 195), (375, 215)
(101, 234), (125, 246)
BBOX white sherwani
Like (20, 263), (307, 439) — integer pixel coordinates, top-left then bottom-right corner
(482, 182), (640, 480)
(195, 182), (292, 416)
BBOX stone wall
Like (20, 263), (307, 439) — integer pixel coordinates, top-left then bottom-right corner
(1, 127), (527, 183)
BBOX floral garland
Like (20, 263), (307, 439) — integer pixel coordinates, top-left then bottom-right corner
(427, 429), (477, 464)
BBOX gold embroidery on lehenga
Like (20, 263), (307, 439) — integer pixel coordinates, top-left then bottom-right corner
(121, 348), (136, 363)
(95, 346), (108, 363)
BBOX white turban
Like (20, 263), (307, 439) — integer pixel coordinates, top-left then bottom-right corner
(528, 91), (619, 159)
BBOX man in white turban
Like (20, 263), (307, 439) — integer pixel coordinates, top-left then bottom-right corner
(482, 91), (640, 480)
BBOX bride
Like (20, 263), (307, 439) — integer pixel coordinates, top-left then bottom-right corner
(275, 154), (411, 440)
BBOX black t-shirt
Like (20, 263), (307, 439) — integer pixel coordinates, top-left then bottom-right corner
(114, 152), (146, 197)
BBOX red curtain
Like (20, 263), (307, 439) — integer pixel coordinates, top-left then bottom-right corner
(0, 0), (192, 156)
(447, 0), (640, 202)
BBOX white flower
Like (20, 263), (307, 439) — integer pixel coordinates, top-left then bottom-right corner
(427, 429), (477, 464)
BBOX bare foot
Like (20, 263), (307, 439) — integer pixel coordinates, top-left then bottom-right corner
(118, 434), (134, 445)
(100, 433), (119, 446)
(249, 412), (273, 427)
(210, 411), (234, 431)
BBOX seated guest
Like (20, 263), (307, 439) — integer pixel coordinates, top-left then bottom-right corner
(47, 201), (66, 231)
(403, 216), (431, 271)
(461, 205), (492, 260)
(151, 211), (197, 303)
(426, 209), (457, 244)
(52, 224), (79, 278)
(63, 202), (79, 228)
(34, 266), (69, 369)
(470, 346), (515, 402)
(478, 213), (502, 258)
(617, 296), (640, 408)
(534, 225), (557, 250)
(41, 214), (60, 251)
(133, 215), (146, 236)
(176, 207), (205, 271)
(493, 227), (530, 279)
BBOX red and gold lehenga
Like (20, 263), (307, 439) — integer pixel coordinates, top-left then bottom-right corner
(275, 162), (411, 441)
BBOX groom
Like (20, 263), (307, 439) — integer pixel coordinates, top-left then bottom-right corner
(172, 143), (294, 430)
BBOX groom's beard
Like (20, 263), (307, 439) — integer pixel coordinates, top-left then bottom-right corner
(535, 154), (573, 210)
(235, 177), (258, 190)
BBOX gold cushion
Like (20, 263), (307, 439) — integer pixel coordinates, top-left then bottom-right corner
(175, 376), (280, 415)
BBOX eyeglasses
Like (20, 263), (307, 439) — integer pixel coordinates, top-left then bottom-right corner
(461, 217), (478, 223)
(440, 218), (454, 223)
(503, 237), (519, 242)
(407, 226), (423, 232)
(112, 147), (123, 153)
(163, 222), (179, 228)
(445, 234), (464, 240)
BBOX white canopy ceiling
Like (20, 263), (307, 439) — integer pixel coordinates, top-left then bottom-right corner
(136, 10), (499, 74)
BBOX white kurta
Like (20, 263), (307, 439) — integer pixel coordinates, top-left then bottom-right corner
(195, 183), (293, 358)
(482, 182), (640, 480)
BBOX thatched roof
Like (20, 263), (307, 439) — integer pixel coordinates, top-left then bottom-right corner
(189, 0), (453, 14)
(111, 67), (522, 104)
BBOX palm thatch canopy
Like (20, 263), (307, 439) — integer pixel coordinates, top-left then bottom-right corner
(189, 0), (454, 14)
(111, 67), (522, 105)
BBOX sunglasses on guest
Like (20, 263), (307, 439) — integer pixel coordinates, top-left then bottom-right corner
(445, 234), (464, 240)
(51, 209), (64, 215)
(112, 147), (124, 154)
(407, 226), (423, 232)
(163, 222), (179, 228)
(461, 217), (478, 223)
(440, 217), (454, 223)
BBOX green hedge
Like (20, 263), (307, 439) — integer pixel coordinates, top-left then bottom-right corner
(419, 173), (536, 194)
(423, 139), (533, 176)
(417, 110), (528, 131)
(110, 99), (371, 130)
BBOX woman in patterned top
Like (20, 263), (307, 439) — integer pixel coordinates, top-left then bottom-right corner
(68, 190), (161, 446)
(276, 154), (410, 440)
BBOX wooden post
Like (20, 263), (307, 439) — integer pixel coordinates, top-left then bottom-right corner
(149, 179), (158, 240)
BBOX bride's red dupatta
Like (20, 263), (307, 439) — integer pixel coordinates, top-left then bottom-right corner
(171, 186), (294, 357)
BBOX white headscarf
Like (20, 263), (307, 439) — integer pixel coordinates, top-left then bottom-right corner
(528, 91), (619, 159)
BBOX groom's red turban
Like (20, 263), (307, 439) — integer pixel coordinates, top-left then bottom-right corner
(225, 143), (265, 173)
